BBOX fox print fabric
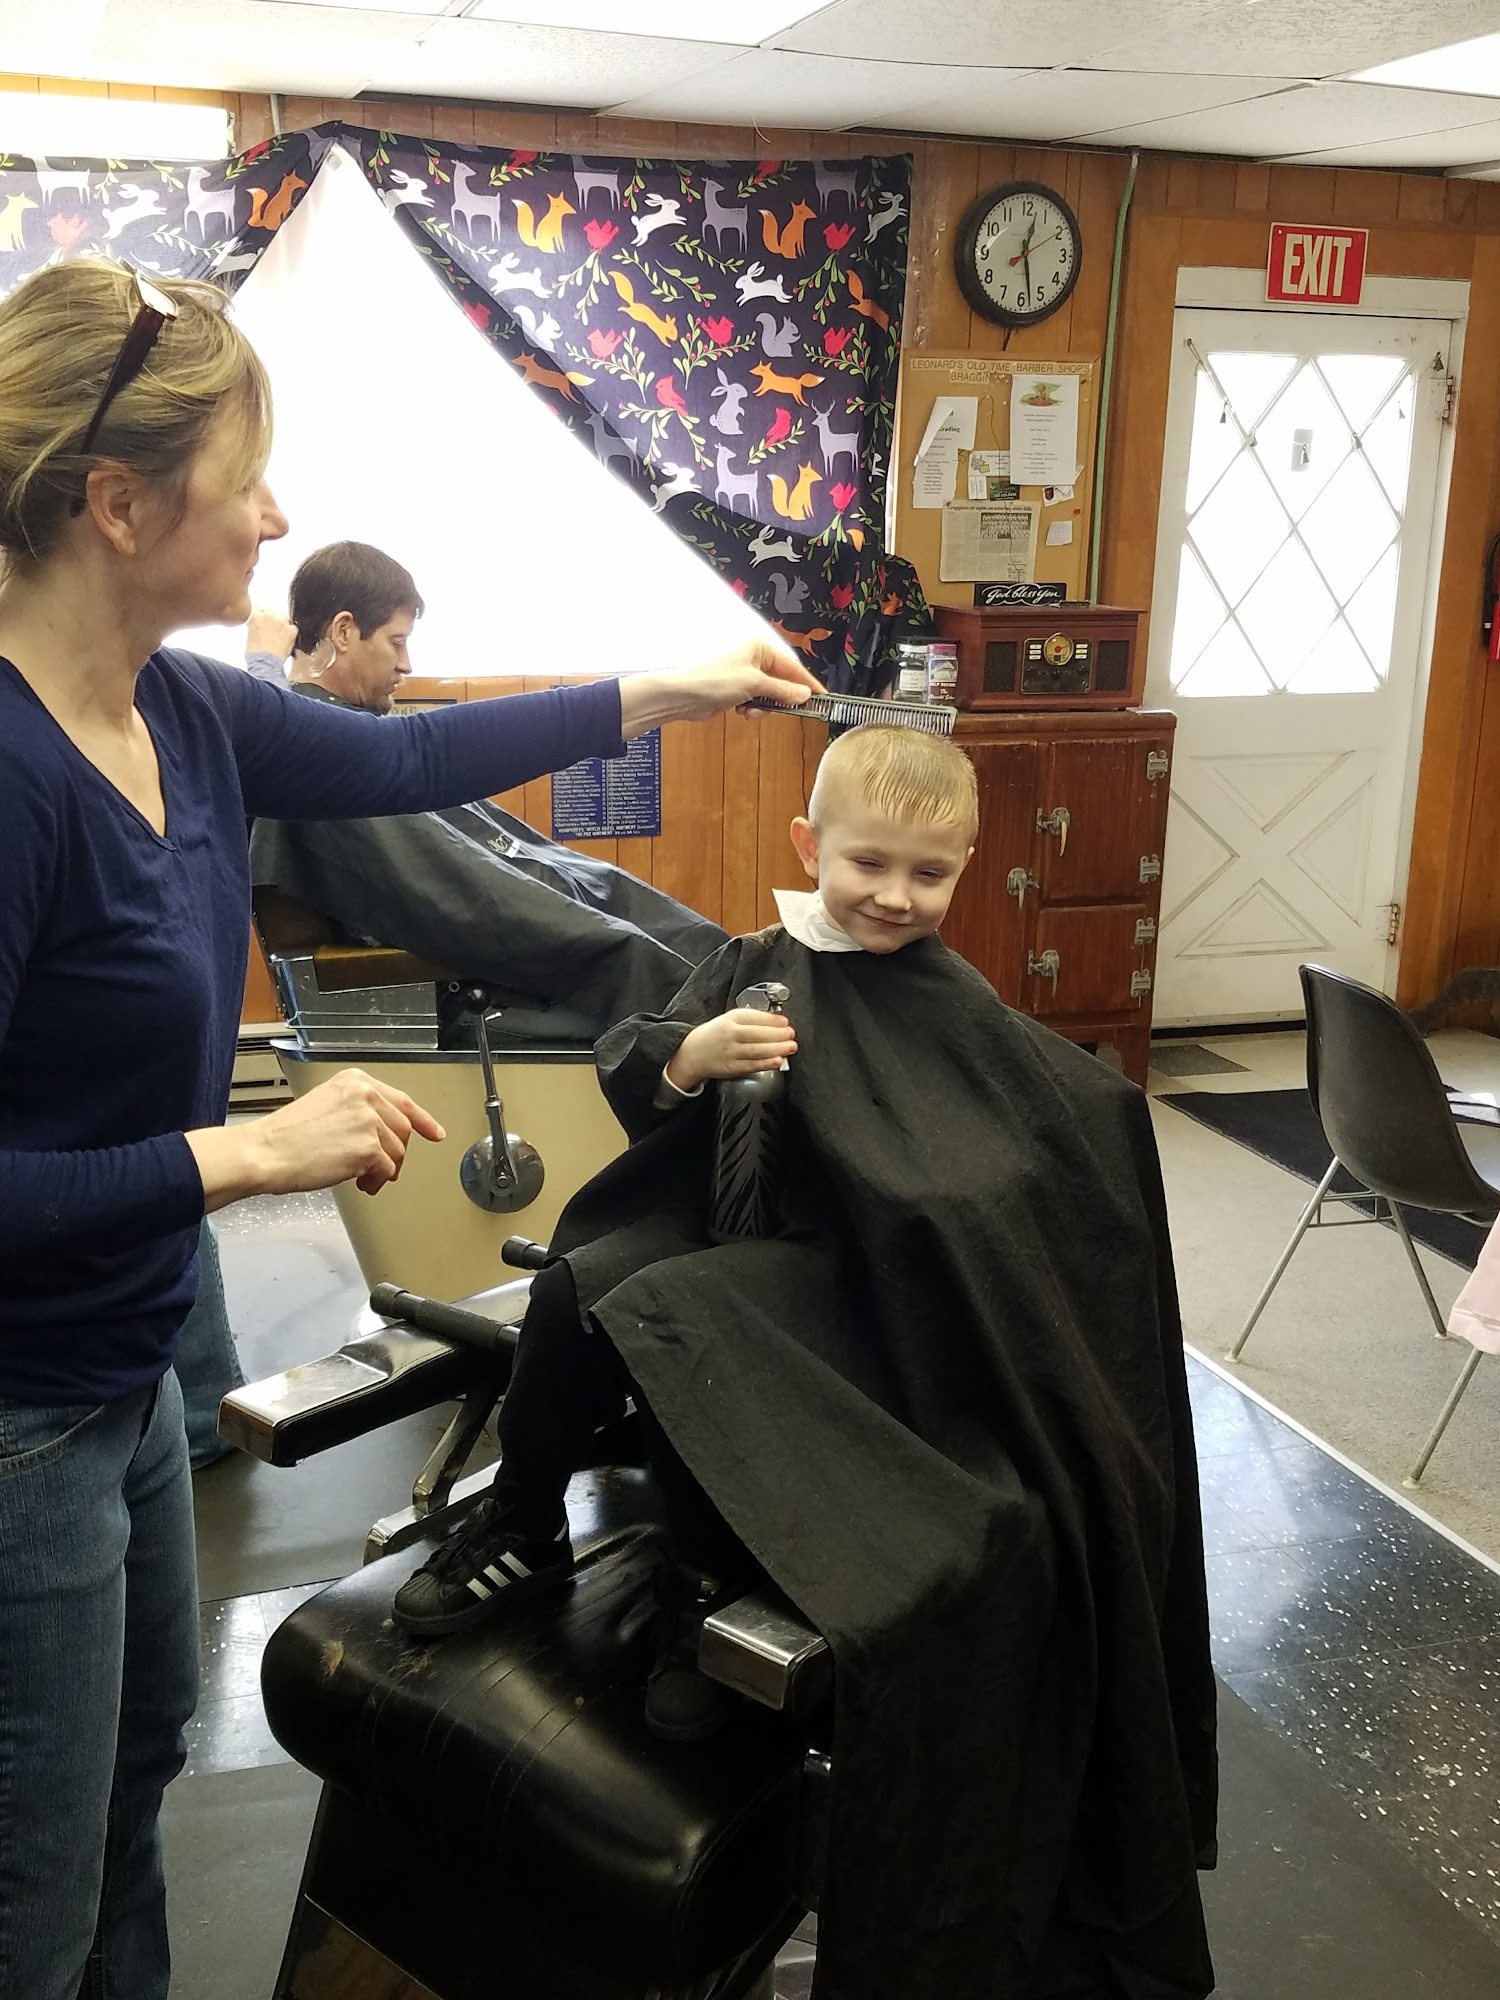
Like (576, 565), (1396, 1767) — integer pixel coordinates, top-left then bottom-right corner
(0, 131), (323, 294)
(348, 130), (928, 689)
(0, 123), (927, 689)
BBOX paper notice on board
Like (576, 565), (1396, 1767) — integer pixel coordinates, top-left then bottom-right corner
(912, 395), (978, 508)
(939, 500), (1039, 583)
(1045, 519), (1074, 546)
(967, 448), (1008, 499)
(1010, 373), (1080, 485)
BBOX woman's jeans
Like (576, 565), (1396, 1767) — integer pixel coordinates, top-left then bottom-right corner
(0, 1370), (198, 2000)
(172, 1218), (244, 1470)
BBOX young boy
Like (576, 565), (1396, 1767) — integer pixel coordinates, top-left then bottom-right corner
(392, 725), (1216, 2000)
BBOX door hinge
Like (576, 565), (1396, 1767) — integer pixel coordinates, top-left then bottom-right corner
(1139, 853), (1162, 883)
(1382, 901), (1402, 947)
(1145, 750), (1170, 782)
(1134, 917), (1157, 947)
(1443, 374), (1458, 425)
(1130, 968), (1154, 1000)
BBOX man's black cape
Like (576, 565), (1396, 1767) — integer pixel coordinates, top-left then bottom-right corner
(550, 928), (1218, 2000)
(249, 697), (725, 1037)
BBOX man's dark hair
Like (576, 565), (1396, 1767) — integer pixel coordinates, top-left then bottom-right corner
(289, 541), (424, 652)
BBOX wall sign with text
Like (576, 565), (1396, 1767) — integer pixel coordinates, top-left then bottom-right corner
(551, 730), (662, 840)
(1266, 224), (1368, 306)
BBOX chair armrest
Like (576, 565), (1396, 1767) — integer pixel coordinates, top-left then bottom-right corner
(700, 1593), (831, 1714)
(219, 1277), (532, 1467)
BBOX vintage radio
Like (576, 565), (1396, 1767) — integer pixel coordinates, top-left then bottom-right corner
(934, 603), (1142, 711)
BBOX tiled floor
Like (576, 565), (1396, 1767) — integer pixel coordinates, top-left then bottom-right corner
(187, 1029), (1500, 1986)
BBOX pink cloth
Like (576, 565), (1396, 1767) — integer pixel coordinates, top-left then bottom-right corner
(1448, 1211), (1500, 1352)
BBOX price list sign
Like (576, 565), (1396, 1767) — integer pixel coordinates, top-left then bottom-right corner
(551, 728), (663, 839)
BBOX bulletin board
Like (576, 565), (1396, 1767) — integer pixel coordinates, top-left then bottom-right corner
(893, 353), (1099, 609)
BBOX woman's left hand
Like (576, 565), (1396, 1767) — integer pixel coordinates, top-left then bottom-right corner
(618, 640), (823, 735)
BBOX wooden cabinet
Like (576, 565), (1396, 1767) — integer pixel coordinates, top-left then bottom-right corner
(945, 708), (1175, 1086)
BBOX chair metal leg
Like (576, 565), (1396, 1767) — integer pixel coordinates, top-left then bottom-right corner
(1407, 1345), (1486, 1485)
(1227, 1160), (1341, 1362)
(1387, 1202), (1452, 1339)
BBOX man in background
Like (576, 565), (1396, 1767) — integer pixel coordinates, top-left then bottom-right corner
(247, 542), (727, 1042)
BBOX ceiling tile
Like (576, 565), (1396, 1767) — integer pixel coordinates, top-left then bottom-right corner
(0, 0), (111, 81)
(84, 0), (430, 96)
(870, 66), (1290, 143)
(1079, 80), (1500, 155)
(1276, 119), (1500, 170)
(772, 0), (1210, 68)
(1089, 1), (1500, 82)
(393, 15), (745, 104)
(606, 51), (1032, 128)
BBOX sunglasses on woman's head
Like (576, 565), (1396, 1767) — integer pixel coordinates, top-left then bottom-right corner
(78, 274), (180, 457)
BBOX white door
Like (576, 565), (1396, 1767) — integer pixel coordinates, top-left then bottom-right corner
(1145, 309), (1450, 1026)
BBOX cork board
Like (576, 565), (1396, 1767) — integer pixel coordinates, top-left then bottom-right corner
(893, 352), (1099, 608)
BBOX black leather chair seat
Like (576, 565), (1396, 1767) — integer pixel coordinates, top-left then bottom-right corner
(261, 1466), (813, 1990)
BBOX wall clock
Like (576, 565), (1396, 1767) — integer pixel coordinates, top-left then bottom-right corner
(954, 181), (1083, 329)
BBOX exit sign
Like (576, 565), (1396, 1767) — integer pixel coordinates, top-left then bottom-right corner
(1267, 224), (1368, 305)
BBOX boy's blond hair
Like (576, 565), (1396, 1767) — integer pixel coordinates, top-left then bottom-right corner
(808, 725), (979, 841)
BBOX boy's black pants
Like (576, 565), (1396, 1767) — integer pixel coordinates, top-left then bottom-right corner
(492, 1258), (755, 1589)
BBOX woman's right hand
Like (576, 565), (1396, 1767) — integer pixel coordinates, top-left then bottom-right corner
(188, 1069), (446, 1209)
(665, 1008), (798, 1093)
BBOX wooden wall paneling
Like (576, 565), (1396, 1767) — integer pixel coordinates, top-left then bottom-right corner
(753, 712), (811, 926)
(1165, 159), (1201, 212)
(1397, 176), (1448, 225)
(470, 106), (558, 150)
(1397, 231), (1498, 1002)
(1267, 164), (1337, 220)
(904, 140), (980, 352)
(654, 712), (727, 923)
(430, 106), (476, 147)
(1332, 169), (1402, 227)
(1178, 214), (1267, 269)
(1069, 152), (1127, 359)
(1195, 161), (1240, 214)
(1446, 180), (1480, 227)
(1097, 213), (1181, 639)
(1369, 229), (1475, 280)
(1476, 182), (1500, 231)
(720, 713), (762, 934)
(1233, 163), (1272, 212)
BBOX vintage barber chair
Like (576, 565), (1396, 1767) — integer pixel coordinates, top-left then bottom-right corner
(223, 1246), (831, 2000)
(254, 888), (624, 1300)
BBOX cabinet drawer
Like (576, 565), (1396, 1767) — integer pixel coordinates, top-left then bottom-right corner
(1027, 903), (1156, 1019)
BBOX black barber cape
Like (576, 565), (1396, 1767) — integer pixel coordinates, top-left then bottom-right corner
(249, 688), (726, 1034)
(553, 926), (1218, 2000)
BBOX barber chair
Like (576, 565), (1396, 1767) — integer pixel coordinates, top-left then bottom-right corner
(253, 889), (624, 1300)
(224, 1245), (832, 2000)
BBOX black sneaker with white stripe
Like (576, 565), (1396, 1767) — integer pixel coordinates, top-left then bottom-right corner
(391, 1498), (575, 1638)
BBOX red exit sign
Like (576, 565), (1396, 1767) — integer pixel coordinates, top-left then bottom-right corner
(1267, 224), (1368, 305)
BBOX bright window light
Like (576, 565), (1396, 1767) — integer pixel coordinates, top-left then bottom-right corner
(171, 149), (770, 679)
(463, 0), (821, 42)
(0, 92), (230, 160)
(1355, 34), (1500, 98)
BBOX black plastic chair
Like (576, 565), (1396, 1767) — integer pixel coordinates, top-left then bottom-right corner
(1227, 963), (1500, 1482)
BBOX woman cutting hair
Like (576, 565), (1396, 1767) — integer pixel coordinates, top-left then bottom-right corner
(0, 258), (815, 2000)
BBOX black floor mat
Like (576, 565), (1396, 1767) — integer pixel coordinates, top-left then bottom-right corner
(1159, 1088), (1488, 1271)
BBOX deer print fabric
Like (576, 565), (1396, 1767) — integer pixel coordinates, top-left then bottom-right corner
(0, 131), (326, 293)
(0, 124), (927, 689)
(348, 130), (928, 689)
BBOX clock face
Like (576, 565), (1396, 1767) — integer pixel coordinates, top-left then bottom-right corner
(956, 182), (1082, 329)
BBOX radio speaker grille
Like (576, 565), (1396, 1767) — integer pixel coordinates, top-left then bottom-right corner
(1096, 640), (1131, 692)
(983, 640), (1018, 694)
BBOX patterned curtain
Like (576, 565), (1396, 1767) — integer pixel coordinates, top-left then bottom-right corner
(0, 129), (330, 294)
(343, 127), (928, 690)
(0, 122), (928, 688)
